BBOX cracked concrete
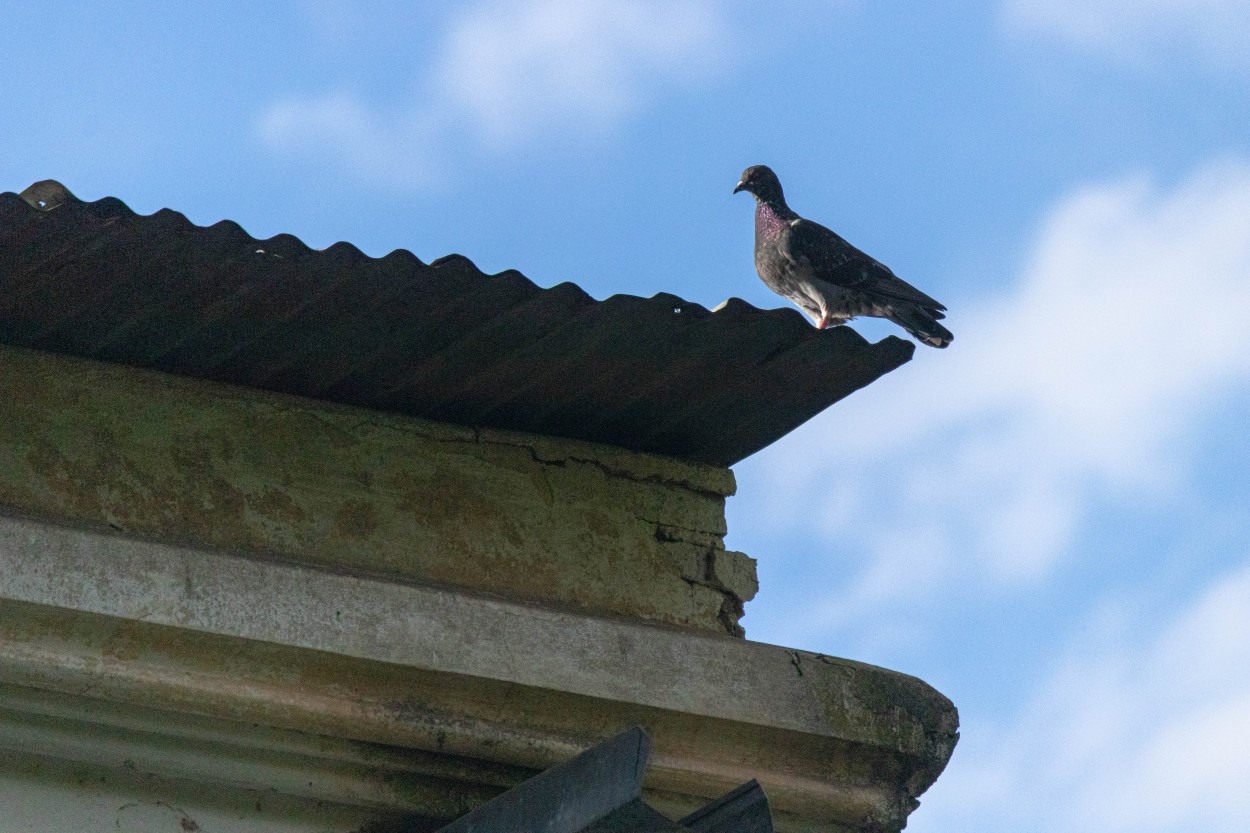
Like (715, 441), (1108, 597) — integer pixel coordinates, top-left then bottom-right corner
(0, 345), (755, 635)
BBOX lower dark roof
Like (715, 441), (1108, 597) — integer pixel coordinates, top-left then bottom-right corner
(0, 180), (912, 467)
(435, 726), (772, 832)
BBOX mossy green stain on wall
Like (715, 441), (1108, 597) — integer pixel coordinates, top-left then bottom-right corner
(0, 346), (755, 634)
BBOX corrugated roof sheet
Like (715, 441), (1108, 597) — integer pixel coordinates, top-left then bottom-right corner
(0, 180), (913, 466)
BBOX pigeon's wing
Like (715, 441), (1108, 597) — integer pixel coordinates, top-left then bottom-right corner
(784, 218), (947, 313)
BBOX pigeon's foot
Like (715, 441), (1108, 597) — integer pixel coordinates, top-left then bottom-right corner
(815, 315), (847, 330)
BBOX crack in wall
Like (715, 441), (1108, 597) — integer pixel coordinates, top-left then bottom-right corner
(667, 544), (750, 638)
(480, 437), (726, 497)
(642, 517), (725, 547)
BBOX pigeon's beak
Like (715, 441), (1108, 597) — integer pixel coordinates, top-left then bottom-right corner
(733, 180), (746, 194)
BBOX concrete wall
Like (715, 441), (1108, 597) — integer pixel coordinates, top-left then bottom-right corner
(0, 511), (958, 832)
(0, 345), (756, 635)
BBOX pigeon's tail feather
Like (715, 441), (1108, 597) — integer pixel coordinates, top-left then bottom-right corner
(890, 305), (953, 349)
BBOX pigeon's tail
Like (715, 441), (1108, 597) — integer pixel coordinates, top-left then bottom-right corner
(890, 305), (953, 349)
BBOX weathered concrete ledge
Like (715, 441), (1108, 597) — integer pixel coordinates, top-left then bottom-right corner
(0, 344), (755, 635)
(0, 511), (958, 832)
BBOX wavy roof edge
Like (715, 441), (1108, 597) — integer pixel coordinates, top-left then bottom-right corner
(1, 179), (914, 466)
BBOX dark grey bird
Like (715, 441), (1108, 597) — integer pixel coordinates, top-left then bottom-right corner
(734, 165), (953, 348)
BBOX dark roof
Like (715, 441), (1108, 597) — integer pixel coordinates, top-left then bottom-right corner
(0, 180), (912, 467)
(436, 726), (772, 832)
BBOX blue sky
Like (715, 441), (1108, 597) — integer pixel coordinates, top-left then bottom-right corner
(4, 2), (1250, 830)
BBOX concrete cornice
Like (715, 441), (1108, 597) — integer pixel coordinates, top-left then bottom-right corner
(0, 511), (956, 831)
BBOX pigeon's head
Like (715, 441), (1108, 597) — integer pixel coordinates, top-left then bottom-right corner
(733, 165), (785, 204)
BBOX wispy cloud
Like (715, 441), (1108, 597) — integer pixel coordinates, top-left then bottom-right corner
(741, 159), (1250, 640)
(259, 0), (729, 187)
(432, 0), (727, 146)
(1002, 0), (1250, 71)
(929, 559), (1250, 831)
(260, 90), (445, 188)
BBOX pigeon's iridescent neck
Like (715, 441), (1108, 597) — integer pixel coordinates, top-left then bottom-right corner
(755, 200), (789, 241)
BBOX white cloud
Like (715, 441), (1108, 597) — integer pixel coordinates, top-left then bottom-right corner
(1002, 0), (1250, 70)
(924, 560), (1250, 832)
(259, 90), (445, 188)
(433, 0), (725, 146)
(743, 159), (1250, 639)
(259, 0), (728, 185)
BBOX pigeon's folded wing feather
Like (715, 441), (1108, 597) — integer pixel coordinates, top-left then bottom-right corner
(785, 218), (947, 313)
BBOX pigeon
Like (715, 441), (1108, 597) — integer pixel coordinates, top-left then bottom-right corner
(734, 165), (953, 348)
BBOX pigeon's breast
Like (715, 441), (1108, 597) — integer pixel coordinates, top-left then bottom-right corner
(755, 234), (818, 304)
